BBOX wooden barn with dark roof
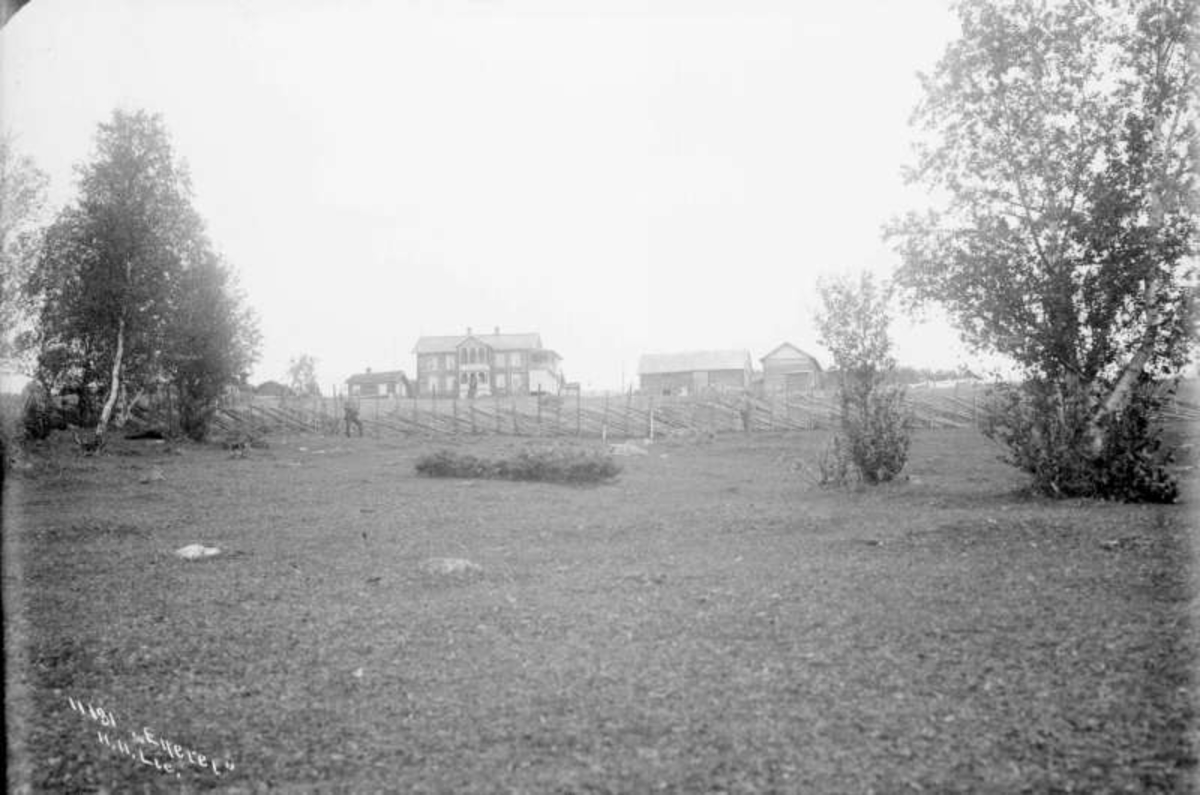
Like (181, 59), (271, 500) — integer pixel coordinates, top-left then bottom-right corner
(637, 350), (752, 396)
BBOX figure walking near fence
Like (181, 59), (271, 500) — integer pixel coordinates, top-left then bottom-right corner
(344, 399), (364, 437)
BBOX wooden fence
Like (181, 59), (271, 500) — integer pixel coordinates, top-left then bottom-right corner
(206, 383), (1200, 440)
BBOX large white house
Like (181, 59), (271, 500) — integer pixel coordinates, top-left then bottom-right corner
(412, 328), (564, 397)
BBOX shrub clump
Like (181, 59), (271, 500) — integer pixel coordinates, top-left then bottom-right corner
(416, 445), (621, 485)
(816, 434), (853, 487)
(20, 382), (67, 441)
(982, 378), (1177, 503)
(839, 382), (911, 484)
(815, 272), (912, 486)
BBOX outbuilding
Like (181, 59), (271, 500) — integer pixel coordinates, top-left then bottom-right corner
(346, 368), (410, 398)
(637, 350), (752, 396)
(759, 342), (822, 393)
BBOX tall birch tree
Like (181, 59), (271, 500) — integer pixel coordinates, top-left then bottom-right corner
(888, 0), (1197, 499)
(27, 110), (212, 436)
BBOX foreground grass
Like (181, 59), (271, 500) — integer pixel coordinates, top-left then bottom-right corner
(4, 429), (1196, 792)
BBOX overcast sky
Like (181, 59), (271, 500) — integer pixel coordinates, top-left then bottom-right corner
(1, 0), (972, 393)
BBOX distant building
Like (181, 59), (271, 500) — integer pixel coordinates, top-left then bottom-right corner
(760, 343), (822, 393)
(255, 380), (294, 398)
(412, 328), (563, 397)
(346, 368), (410, 398)
(637, 350), (752, 396)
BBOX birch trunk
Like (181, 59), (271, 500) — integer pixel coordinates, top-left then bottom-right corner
(95, 316), (125, 437)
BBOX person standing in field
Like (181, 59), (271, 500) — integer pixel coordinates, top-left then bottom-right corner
(344, 398), (363, 437)
(740, 392), (754, 433)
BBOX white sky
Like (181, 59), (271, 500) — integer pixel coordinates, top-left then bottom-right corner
(1, 0), (974, 393)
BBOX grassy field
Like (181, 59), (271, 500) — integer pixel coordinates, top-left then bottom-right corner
(4, 428), (1197, 793)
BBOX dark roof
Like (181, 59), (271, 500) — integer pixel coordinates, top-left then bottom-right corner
(413, 332), (543, 354)
(346, 370), (408, 385)
(638, 350), (751, 376)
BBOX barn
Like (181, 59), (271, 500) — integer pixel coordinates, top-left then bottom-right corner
(637, 350), (752, 396)
(346, 369), (411, 399)
(760, 342), (822, 393)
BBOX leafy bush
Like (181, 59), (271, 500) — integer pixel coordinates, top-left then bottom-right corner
(841, 383), (911, 484)
(416, 445), (620, 485)
(815, 272), (912, 485)
(20, 382), (66, 441)
(816, 434), (854, 487)
(981, 379), (1177, 503)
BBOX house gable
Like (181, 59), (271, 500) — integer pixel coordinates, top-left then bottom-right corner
(760, 342), (821, 368)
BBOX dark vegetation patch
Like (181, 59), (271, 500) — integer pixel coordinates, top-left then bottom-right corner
(415, 444), (620, 484)
(5, 428), (1196, 792)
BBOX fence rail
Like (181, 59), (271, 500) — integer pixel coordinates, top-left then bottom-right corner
(205, 384), (1200, 440)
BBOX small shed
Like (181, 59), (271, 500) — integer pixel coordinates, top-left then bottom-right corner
(346, 369), (410, 398)
(760, 343), (822, 393)
(638, 350), (752, 396)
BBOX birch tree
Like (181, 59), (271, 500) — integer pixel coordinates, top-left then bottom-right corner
(888, 0), (1197, 500)
(0, 136), (48, 360)
(27, 110), (207, 436)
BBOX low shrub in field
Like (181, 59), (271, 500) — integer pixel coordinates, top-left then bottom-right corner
(841, 382), (911, 484)
(816, 434), (854, 487)
(415, 445), (620, 484)
(982, 378), (1178, 503)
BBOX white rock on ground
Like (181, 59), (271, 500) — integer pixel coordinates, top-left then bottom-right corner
(175, 544), (221, 560)
(419, 557), (483, 576)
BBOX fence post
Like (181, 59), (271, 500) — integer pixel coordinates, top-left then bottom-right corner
(648, 395), (655, 440)
(453, 398), (459, 436)
(576, 390), (581, 437)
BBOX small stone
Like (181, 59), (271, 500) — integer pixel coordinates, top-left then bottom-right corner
(419, 557), (483, 576)
(175, 544), (221, 560)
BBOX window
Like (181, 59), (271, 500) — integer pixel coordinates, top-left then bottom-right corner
(496, 373), (507, 389)
(460, 373), (469, 384)
(512, 372), (524, 389)
(445, 354), (456, 370)
(511, 352), (523, 368)
(426, 375), (437, 394)
(479, 372), (487, 384)
(496, 352), (508, 367)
